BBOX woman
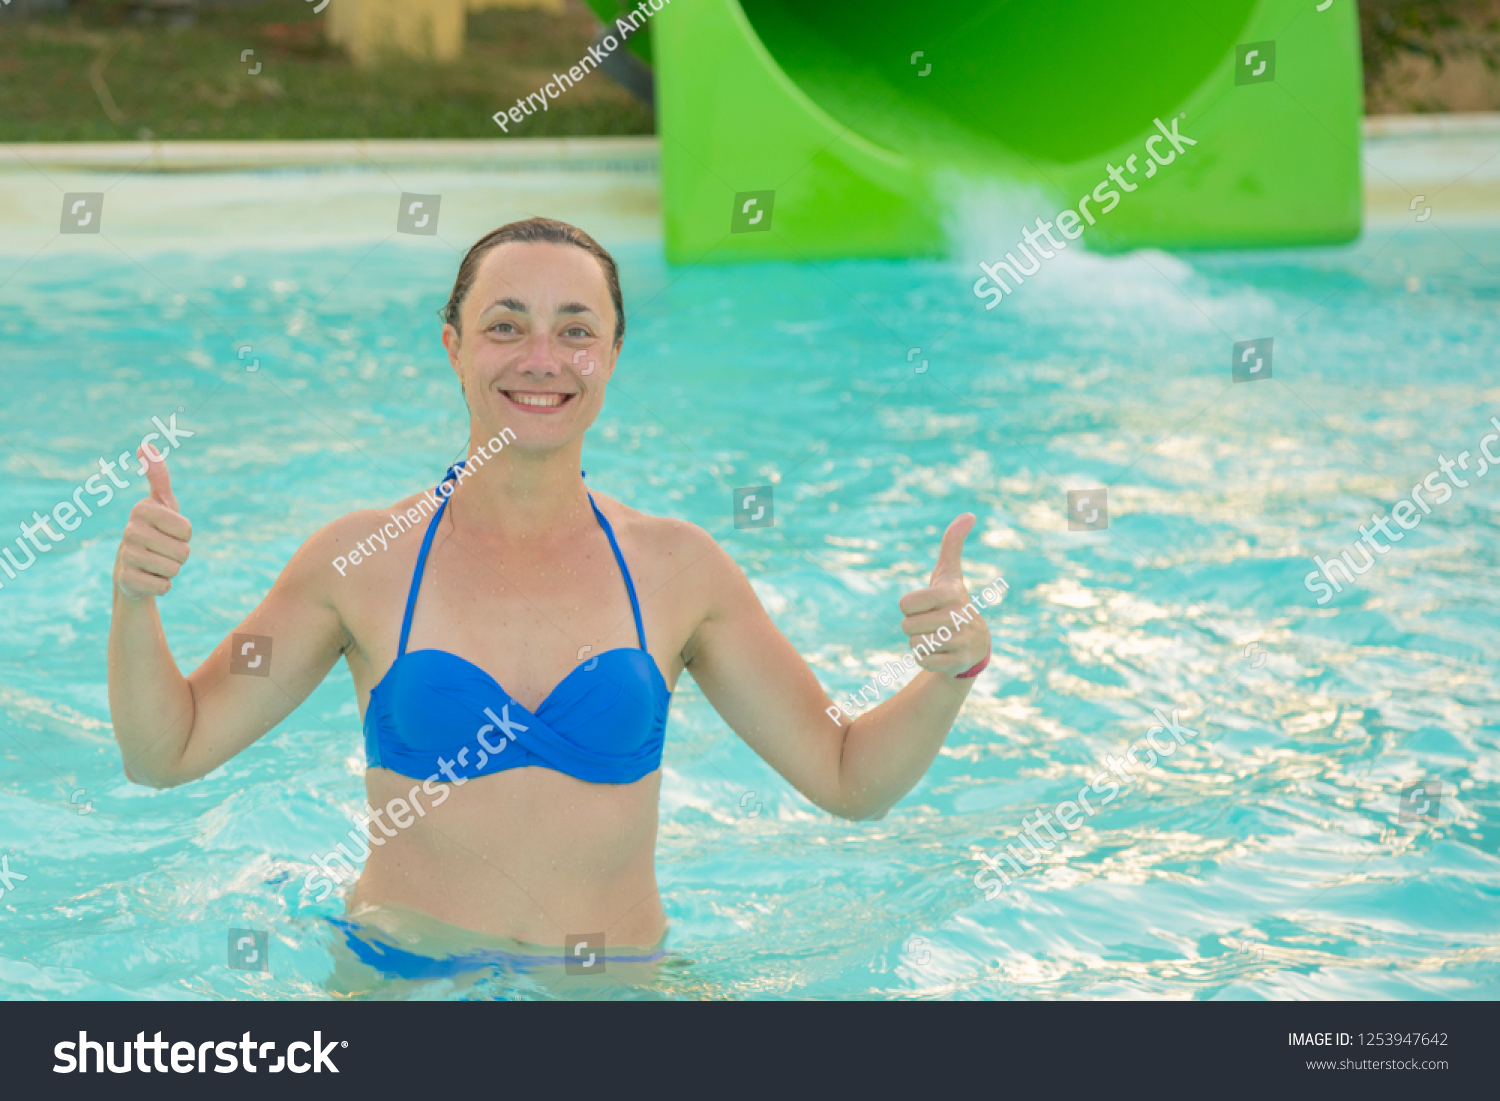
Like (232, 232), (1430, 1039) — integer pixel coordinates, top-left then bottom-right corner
(108, 217), (993, 980)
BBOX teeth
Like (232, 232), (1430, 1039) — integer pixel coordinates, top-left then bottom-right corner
(510, 393), (567, 407)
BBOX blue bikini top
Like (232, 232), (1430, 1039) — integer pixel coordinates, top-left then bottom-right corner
(362, 464), (670, 786)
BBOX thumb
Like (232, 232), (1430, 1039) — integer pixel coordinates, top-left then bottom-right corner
(930, 512), (975, 586)
(139, 445), (179, 513)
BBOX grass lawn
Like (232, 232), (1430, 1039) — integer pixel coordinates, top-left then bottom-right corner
(0, 0), (654, 141)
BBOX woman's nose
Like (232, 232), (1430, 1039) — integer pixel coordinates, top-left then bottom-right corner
(516, 334), (561, 375)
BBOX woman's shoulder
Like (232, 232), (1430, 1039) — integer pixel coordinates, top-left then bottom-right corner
(282, 489), (440, 591)
(588, 493), (733, 579)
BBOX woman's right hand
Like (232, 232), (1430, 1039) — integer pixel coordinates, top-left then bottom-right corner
(107, 445), (347, 789)
(114, 445), (193, 601)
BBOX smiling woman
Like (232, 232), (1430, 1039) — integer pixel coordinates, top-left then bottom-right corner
(104, 216), (992, 990)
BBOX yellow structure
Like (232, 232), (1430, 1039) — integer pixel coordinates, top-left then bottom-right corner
(326, 0), (566, 66)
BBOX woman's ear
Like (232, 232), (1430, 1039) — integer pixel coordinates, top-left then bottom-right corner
(441, 323), (463, 378)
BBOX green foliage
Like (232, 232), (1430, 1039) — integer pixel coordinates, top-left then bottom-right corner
(0, 0), (654, 141)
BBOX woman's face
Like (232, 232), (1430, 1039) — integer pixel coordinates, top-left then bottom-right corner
(442, 240), (619, 453)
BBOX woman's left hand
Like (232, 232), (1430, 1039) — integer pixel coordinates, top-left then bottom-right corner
(898, 513), (992, 677)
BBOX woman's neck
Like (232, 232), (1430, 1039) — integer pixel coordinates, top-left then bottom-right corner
(445, 437), (592, 540)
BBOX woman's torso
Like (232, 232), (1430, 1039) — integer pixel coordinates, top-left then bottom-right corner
(332, 478), (696, 948)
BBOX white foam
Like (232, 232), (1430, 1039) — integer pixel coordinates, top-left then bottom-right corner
(933, 167), (1281, 335)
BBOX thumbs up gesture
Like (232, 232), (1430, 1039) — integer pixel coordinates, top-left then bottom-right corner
(114, 445), (193, 601)
(898, 513), (992, 676)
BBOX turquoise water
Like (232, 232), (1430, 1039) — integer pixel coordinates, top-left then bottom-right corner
(1, 205), (1496, 999)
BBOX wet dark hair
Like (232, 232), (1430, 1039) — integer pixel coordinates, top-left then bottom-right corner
(441, 217), (624, 346)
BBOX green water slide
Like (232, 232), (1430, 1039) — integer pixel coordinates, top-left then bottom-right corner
(585, 0), (1363, 262)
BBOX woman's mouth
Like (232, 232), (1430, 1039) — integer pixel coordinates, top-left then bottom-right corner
(500, 390), (577, 413)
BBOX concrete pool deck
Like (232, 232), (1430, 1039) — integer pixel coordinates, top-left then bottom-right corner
(0, 116), (1495, 252)
(0, 137), (662, 253)
(1361, 113), (1500, 224)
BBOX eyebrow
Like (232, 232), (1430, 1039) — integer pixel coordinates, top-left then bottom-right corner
(481, 298), (599, 321)
(484, 297), (528, 314)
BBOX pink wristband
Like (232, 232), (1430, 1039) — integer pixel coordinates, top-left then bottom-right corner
(955, 643), (991, 679)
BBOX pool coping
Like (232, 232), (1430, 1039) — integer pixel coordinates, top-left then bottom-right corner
(1361, 111), (1500, 137)
(1, 118), (1494, 237)
(0, 136), (660, 173)
(1, 114), (1494, 171)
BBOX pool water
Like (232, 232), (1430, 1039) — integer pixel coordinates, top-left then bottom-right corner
(1, 173), (1497, 999)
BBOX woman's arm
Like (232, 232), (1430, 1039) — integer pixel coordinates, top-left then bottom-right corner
(681, 514), (991, 820)
(108, 448), (351, 788)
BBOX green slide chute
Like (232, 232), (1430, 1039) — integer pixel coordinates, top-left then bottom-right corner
(585, 0), (1363, 262)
